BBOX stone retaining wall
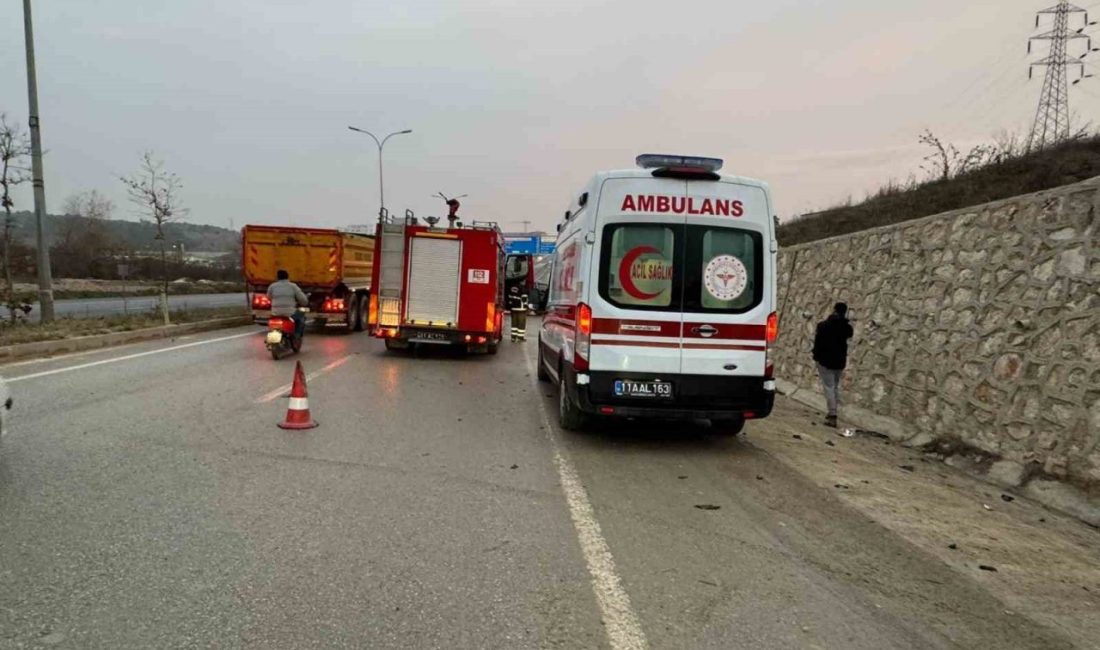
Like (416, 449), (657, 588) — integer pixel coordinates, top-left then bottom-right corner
(775, 177), (1100, 495)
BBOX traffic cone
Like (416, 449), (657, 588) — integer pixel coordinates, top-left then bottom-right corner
(278, 361), (318, 430)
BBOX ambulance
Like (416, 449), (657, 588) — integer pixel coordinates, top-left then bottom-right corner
(537, 154), (779, 432)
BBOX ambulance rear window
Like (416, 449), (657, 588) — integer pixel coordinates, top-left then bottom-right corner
(599, 223), (762, 313)
(601, 224), (677, 309)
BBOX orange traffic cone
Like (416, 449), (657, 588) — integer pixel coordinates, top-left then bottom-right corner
(278, 361), (318, 430)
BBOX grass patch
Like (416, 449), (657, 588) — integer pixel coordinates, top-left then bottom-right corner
(0, 306), (248, 347)
(777, 134), (1100, 247)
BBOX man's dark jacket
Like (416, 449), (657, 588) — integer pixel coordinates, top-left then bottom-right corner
(812, 314), (854, 371)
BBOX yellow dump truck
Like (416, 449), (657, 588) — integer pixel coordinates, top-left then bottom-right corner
(242, 225), (375, 330)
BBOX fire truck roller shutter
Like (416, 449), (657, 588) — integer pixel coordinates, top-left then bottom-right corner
(406, 236), (462, 326)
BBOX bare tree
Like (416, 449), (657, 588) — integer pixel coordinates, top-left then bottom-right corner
(55, 190), (116, 278)
(919, 130), (955, 181)
(0, 114), (32, 323)
(119, 152), (187, 319)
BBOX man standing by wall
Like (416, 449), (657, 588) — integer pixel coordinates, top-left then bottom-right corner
(813, 302), (854, 428)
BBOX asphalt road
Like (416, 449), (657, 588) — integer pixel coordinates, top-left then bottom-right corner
(0, 322), (1090, 649)
(8, 293), (247, 322)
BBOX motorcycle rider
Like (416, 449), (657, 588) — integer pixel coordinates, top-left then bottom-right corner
(267, 269), (309, 340)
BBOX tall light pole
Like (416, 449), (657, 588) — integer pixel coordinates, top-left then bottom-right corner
(22, 0), (55, 322)
(348, 127), (412, 223)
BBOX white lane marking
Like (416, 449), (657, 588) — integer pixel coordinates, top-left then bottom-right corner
(522, 344), (648, 650)
(6, 332), (257, 383)
(255, 355), (351, 403)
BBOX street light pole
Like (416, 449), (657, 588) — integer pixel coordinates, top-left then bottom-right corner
(348, 127), (412, 223)
(22, 0), (55, 322)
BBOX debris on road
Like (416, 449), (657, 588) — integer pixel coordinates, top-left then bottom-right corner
(677, 475), (688, 480)
(899, 465), (916, 472)
(948, 543), (958, 550)
(792, 434), (803, 440)
(698, 579), (718, 587)
(841, 428), (856, 438)
(983, 504), (994, 511)
(825, 440), (836, 447)
(510, 464), (519, 470)
(694, 504), (721, 511)
(834, 484), (850, 489)
(979, 565), (999, 572)
(1001, 494), (1015, 503)
(756, 475), (764, 481)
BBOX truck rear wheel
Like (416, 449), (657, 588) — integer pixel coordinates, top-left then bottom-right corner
(384, 338), (409, 352)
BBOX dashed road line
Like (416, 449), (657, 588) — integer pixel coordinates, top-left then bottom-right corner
(522, 343), (648, 650)
(255, 355), (351, 403)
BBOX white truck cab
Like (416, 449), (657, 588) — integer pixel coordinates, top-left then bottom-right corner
(537, 154), (778, 433)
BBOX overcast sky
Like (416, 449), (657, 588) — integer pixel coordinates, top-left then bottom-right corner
(3, 0), (1099, 236)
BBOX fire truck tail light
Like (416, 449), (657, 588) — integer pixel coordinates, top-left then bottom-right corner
(486, 302), (496, 332)
(477, 336), (487, 344)
(464, 334), (472, 343)
(368, 294), (379, 325)
(766, 312), (778, 344)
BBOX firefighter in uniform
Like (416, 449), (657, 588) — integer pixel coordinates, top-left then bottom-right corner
(508, 286), (528, 342)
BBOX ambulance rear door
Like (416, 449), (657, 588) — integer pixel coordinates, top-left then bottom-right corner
(678, 178), (772, 376)
(589, 176), (686, 376)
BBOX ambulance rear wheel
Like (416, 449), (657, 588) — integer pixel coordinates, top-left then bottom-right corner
(537, 344), (550, 382)
(711, 417), (745, 436)
(559, 377), (586, 431)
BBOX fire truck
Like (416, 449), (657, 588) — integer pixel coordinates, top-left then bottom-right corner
(367, 212), (505, 354)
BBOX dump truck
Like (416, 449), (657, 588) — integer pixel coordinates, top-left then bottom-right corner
(243, 225), (375, 330)
(366, 218), (505, 353)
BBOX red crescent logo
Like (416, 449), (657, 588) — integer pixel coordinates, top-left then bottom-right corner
(618, 245), (664, 300)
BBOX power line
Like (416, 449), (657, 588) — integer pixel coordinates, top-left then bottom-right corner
(1028, 1), (1093, 149)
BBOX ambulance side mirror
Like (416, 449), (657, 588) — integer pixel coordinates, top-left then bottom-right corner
(556, 223), (562, 233)
(585, 232), (596, 244)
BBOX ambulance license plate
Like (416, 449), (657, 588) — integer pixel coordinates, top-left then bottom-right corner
(614, 380), (673, 399)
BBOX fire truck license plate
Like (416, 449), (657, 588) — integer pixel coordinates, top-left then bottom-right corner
(614, 380), (673, 399)
(410, 331), (451, 343)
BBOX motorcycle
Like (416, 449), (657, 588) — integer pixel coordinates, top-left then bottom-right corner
(265, 310), (305, 360)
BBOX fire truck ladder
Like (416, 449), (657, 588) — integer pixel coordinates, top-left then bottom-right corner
(377, 222), (406, 327)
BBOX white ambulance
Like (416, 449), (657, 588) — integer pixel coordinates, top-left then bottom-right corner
(537, 154), (778, 432)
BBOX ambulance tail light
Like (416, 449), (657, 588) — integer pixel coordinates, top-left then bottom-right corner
(574, 303), (592, 372)
(367, 294), (379, 326)
(764, 312), (778, 379)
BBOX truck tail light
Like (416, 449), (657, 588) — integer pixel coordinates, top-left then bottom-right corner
(765, 312), (778, 379)
(322, 297), (346, 313)
(252, 294), (271, 309)
(368, 294), (378, 326)
(486, 302), (495, 332)
(574, 302), (592, 372)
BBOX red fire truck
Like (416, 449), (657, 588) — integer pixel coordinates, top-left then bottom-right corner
(367, 216), (505, 354)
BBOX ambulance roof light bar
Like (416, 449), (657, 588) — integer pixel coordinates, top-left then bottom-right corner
(636, 154), (723, 172)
